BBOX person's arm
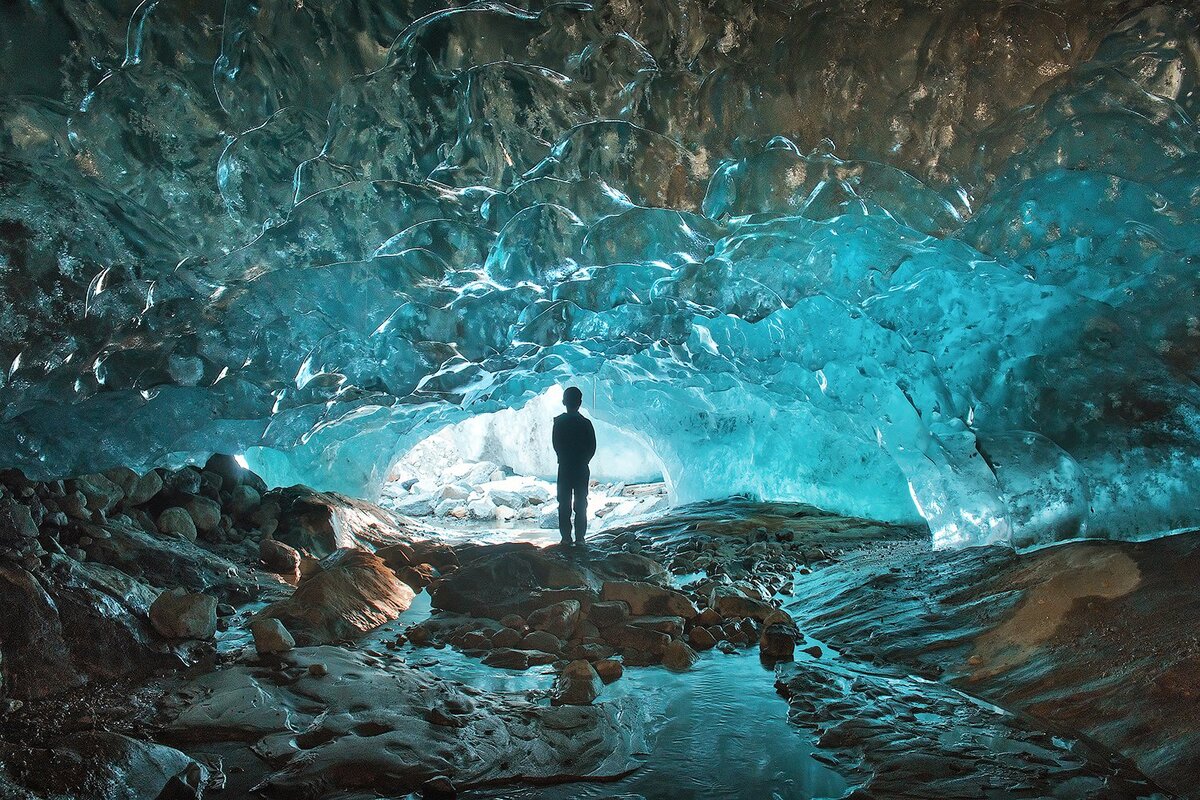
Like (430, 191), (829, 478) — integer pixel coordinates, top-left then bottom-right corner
(552, 416), (564, 459)
(584, 419), (597, 463)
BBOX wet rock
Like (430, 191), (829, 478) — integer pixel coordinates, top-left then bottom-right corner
(554, 660), (603, 705)
(259, 538), (301, 575)
(521, 630), (564, 654)
(104, 467), (162, 506)
(662, 640), (699, 671)
(432, 546), (589, 616)
(482, 648), (535, 670)
(157, 507), (198, 542)
(258, 548), (415, 644)
(422, 775), (457, 799)
(5, 732), (208, 800)
(228, 484), (261, 516)
(689, 626), (718, 650)
(716, 640), (737, 655)
(150, 588), (217, 640)
(184, 495), (222, 532)
(73, 473), (124, 515)
(251, 618), (296, 654)
(587, 600), (631, 628)
(760, 623), (801, 661)
(0, 499), (38, 541)
(376, 542), (417, 571)
(629, 615), (686, 638)
(398, 563), (440, 591)
(527, 599), (581, 639)
(593, 659), (624, 684)
(162, 468), (202, 497)
(600, 581), (698, 619)
(601, 624), (671, 656)
(0, 564), (84, 698)
(490, 627), (521, 649)
(203, 454), (244, 488)
(59, 490), (89, 520)
(709, 584), (775, 621)
(273, 487), (411, 557)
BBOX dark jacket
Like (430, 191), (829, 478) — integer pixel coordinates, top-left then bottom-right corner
(552, 411), (596, 470)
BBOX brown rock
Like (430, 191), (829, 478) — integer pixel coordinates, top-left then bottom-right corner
(689, 626), (718, 650)
(593, 658), (624, 684)
(662, 640), (699, 671)
(260, 538), (301, 574)
(553, 660), (603, 705)
(600, 581), (698, 619)
(258, 549), (415, 644)
(149, 589), (217, 640)
(527, 599), (581, 639)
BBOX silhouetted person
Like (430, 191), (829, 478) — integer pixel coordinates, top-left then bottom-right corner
(553, 386), (596, 546)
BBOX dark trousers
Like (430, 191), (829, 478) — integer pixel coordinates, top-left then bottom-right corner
(557, 465), (589, 542)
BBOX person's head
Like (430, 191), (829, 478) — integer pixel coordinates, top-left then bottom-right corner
(563, 386), (583, 411)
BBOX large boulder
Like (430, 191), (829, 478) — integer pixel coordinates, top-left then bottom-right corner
(0, 564), (84, 698)
(709, 584), (776, 621)
(0, 499), (38, 542)
(432, 545), (590, 617)
(553, 660), (603, 705)
(251, 618), (296, 654)
(149, 589), (217, 640)
(4, 732), (208, 800)
(184, 495), (222, 532)
(259, 538), (301, 575)
(156, 507), (197, 542)
(527, 599), (581, 640)
(258, 549), (415, 644)
(73, 473), (124, 515)
(600, 581), (699, 619)
(272, 487), (412, 557)
(662, 640), (699, 671)
(103, 467), (162, 506)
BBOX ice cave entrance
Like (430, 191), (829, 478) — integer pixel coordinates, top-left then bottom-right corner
(378, 387), (671, 543)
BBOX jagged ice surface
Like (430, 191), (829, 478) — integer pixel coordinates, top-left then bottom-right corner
(1, 0), (1199, 549)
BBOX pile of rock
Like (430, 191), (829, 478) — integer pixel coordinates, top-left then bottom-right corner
(380, 460), (669, 527)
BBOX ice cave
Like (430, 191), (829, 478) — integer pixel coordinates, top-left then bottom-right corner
(1, 0), (1199, 797)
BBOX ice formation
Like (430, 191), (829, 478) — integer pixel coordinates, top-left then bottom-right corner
(1, 0), (1199, 549)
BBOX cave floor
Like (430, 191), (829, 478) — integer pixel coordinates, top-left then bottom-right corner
(5, 497), (1195, 799)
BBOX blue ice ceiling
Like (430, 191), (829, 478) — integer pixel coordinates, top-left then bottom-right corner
(1, 0), (1199, 549)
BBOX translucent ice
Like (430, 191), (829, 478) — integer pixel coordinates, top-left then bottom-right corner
(1, 0), (1199, 550)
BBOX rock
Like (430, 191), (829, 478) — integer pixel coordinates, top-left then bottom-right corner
(490, 627), (521, 648)
(759, 622), (800, 660)
(629, 615), (686, 638)
(204, 454), (244, 487)
(104, 468), (162, 506)
(157, 507), (198, 541)
(393, 563), (438, 591)
(409, 541), (459, 570)
(467, 497), (497, 520)
(258, 549), (415, 644)
(601, 581), (699, 619)
(601, 624), (671, 656)
(0, 564), (85, 698)
(272, 487), (410, 557)
(801, 645), (823, 658)
(587, 600), (630, 628)
(185, 495), (222, 532)
(162, 468), (202, 497)
(482, 648), (532, 670)
(259, 538), (301, 574)
(440, 484), (471, 501)
(376, 542), (416, 571)
(499, 613), (526, 629)
(423, 775), (457, 799)
(716, 640), (737, 654)
(251, 618), (295, 654)
(149, 589), (217, 639)
(0, 499), (38, 540)
(709, 584), (776, 621)
(553, 660), (603, 705)
(689, 626), (718, 650)
(73, 473), (124, 515)
(59, 490), (88, 520)
(308, 662), (328, 677)
(520, 630), (564, 654)
(593, 659), (624, 684)
(662, 640), (699, 671)
(10, 732), (208, 800)
(394, 493), (438, 516)
(228, 484), (261, 516)
(526, 599), (581, 639)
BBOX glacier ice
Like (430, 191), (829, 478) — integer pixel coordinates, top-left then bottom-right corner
(1, 0), (1199, 550)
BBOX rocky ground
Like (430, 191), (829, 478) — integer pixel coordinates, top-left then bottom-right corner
(0, 461), (1194, 798)
(379, 459), (670, 533)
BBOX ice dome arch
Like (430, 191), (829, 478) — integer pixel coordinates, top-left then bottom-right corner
(2, 0), (1200, 549)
